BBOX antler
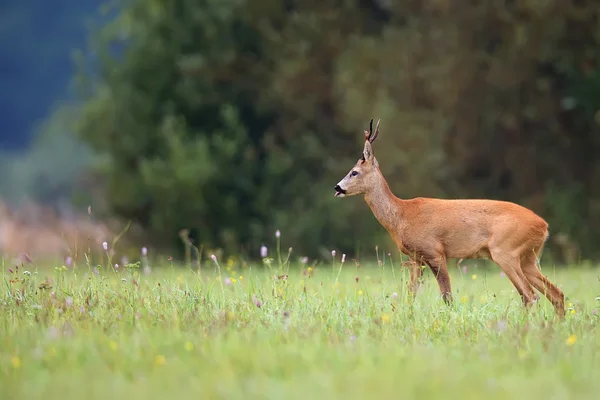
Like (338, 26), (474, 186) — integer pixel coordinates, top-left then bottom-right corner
(364, 119), (381, 143)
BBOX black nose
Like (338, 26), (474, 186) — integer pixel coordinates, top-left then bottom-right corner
(334, 185), (346, 194)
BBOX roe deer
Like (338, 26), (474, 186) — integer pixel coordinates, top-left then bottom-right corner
(333, 119), (565, 317)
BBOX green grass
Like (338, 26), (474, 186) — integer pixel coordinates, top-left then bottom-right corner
(1, 255), (600, 400)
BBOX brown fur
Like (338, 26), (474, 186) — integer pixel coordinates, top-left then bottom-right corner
(334, 119), (565, 317)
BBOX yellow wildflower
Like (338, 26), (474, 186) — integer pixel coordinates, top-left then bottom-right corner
(566, 334), (577, 346)
(239, 275), (243, 280)
(570, 309), (576, 315)
(11, 356), (20, 369)
(109, 341), (118, 351)
(358, 290), (363, 296)
(184, 341), (194, 352)
(381, 314), (390, 323)
(154, 355), (166, 366)
(471, 274), (477, 280)
(460, 296), (469, 304)
(307, 267), (313, 273)
(231, 278), (237, 283)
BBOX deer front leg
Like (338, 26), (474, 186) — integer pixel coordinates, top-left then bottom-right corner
(426, 255), (453, 305)
(406, 259), (424, 299)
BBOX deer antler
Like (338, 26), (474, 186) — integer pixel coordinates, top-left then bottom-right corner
(364, 119), (381, 143)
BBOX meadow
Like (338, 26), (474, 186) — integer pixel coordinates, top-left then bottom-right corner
(1, 248), (600, 400)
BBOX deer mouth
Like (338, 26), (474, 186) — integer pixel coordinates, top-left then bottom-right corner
(334, 185), (346, 197)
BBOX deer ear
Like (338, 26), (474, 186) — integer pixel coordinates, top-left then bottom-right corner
(363, 140), (374, 161)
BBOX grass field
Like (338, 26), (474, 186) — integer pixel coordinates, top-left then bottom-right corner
(1, 252), (600, 400)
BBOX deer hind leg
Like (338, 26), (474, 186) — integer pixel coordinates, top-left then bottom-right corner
(425, 255), (453, 305)
(490, 250), (537, 308)
(520, 250), (566, 318)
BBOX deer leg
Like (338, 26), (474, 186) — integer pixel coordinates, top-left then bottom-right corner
(491, 251), (537, 308)
(426, 255), (453, 305)
(407, 259), (424, 299)
(521, 251), (565, 318)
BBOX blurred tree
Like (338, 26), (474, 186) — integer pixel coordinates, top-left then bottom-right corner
(75, 0), (382, 259)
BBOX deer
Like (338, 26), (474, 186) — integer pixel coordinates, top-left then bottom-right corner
(333, 119), (566, 317)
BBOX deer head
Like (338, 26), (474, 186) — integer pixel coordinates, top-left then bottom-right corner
(334, 118), (381, 197)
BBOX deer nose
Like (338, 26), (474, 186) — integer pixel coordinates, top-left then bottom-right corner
(334, 185), (346, 194)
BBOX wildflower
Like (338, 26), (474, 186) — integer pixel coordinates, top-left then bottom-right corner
(102, 242), (108, 251)
(65, 297), (73, 307)
(566, 334), (577, 346)
(239, 275), (243, 280)
(300, 257), (308, 264)
(495, 319), (508, 333)
(391, 292), (398, 299)
(154, 355), (167, 366)
(252, 295), (262, 308)
(224, 277), (232, 286)
(11, 356), (20, 369)
(231, 278), (237, 283)
(114, 263), (119, 271)
(331, 250), (336, 257)
(460, 295), (468, 304)
(381, 314), (390, 323)
(184, 342), (194, 352)
(275, 230), (281, 238)
(471, 274), (477, 280)
(570, 309), (576, 315)
(260, 245), (268, 258)
(308, 267), (313, 273)
(211, 254), (217, 263)
(109, 341), (118, 351)
(65, 256), (73, 268)
(142, 247), (148, 256)
(358, 290), (363, 296)
(341, 254), (346, 263)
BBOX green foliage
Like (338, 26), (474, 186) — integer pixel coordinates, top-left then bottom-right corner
(73, 0), (600, 261)
(1, 259), (600, 398)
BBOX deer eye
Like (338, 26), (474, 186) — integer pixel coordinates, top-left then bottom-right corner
(351, 171), (359, 177)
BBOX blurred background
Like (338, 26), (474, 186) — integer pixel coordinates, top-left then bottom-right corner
(1, 0), (598, 267)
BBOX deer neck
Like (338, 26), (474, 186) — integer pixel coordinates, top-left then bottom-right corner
(364, 172), (404, 234)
